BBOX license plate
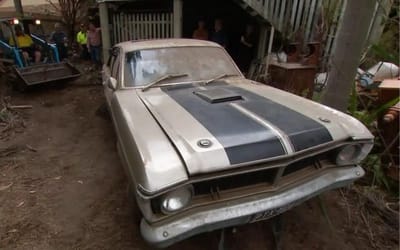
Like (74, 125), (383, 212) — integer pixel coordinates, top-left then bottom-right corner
(249, 202), (298, 223)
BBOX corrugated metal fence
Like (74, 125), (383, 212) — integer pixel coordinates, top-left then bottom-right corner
(111, 12), (174, 44)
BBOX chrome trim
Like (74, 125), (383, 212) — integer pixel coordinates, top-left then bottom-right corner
(141, 166), (364, 248)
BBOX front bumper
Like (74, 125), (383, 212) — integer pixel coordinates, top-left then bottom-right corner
(141, 166), (364, 248)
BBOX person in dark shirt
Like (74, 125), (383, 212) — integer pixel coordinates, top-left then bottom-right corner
(211, 19), (228, 48)
(237, 24), (256, 73)
(50, 23), (68, 60)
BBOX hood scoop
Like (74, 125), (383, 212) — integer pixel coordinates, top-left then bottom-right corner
(194, 88), (243, 103)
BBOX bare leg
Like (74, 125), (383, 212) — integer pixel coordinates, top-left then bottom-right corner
(34, 51), (41, 63)
(22, 51), (29, 64)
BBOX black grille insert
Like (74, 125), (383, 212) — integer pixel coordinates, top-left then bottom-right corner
(283, 153), (328, 176)
(193, 168), (278, 196)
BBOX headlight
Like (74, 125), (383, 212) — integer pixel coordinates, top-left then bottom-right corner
(160, 186), (193, 214)
(336, 143), (373, 165)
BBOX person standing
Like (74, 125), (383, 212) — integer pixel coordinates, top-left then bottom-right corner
(192, 19), (208, 40)
(50, 23), (68, 60)
(211, 19), (228, 48)
(87, 22), (102, 66)
(76, 24), (89, 60)
(237, 24), (256, 73)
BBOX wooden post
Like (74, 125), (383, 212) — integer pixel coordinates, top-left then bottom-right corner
(322, 0), (377, 112)
(264, 26), (275, 76)
(366, 0), (393, 45)
(13, 0), (24, 17)
(99, 1), (111, 62)
(173, 0), (182, 38)
(257, 24), (268, 59)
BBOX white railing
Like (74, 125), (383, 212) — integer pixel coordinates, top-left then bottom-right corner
(242, 0), (325, 40)
(241, 0), (386, 68)
(111, 12), (174, 44)
(241, 0), (345, 68)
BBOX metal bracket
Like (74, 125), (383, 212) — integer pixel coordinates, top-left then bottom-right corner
(218, 228), (226, 250)
(272, 215), (284, 250)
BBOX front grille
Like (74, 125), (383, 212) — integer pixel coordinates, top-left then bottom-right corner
(192, 153), (331, 198)
(282, 155), (322, 176)
(150, 150), (336, 219)
(193, 168), (278, 196)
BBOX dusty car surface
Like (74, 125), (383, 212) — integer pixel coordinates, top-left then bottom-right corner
(102, 39), (373, 247)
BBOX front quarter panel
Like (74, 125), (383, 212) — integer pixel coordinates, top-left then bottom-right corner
(111, 89), (188, 195)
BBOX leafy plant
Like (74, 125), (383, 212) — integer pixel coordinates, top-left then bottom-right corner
(348, 84), (399, 195)
(348, 84), (399, 128)
(370, 44), (399, 66)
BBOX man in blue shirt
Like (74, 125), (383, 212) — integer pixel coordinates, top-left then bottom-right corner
(50, 23), (68, 60)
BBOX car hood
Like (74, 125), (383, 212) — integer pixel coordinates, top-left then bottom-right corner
(137, 79), (372, 175)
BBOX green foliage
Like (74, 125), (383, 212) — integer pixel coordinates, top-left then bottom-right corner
(370, 44), (399, 66)
(348, 84), (399, 195)
(363, 0), (399, 68)
(348, 84), (399, 128)
(322, 0), (342, 31)
(363, 154), (391, 191)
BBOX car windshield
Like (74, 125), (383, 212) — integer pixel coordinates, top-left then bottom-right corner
(124, 46), (241, 87)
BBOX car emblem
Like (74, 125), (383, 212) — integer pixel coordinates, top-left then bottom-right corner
(197, 139), (212, 148)
(318, 117), (331, 123)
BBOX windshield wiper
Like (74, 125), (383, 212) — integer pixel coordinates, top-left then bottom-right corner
(204, 73), (239, 85)
(142, 73), (188, 92)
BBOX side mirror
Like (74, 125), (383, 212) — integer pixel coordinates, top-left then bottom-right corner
(107, 77), (117, 90)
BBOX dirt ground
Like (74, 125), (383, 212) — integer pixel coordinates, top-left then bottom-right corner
(0, 72), (398, 250)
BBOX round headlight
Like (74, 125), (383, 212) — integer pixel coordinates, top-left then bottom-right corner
(336, 143), (373, 165)
(161, 186), (193, 214)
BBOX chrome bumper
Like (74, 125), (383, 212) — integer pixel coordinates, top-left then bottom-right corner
(140, 166), (364, 248)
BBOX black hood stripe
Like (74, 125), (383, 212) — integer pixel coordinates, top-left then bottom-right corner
(161, 83), (332, 164)
(161, 84), (286, 164)
(226, 86), (333, 151)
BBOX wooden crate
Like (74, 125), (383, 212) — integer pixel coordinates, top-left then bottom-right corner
(268, 62), (316, 99)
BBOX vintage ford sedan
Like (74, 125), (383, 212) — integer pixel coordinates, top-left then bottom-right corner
(102, 39), (373, 247)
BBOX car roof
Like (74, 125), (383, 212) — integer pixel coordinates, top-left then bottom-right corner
(116, 38), (222, 52)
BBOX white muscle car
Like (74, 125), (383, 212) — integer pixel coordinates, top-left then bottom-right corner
(102, 39), (373, 247)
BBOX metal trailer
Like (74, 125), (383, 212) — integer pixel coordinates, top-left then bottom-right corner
(0, 17), (80, 90)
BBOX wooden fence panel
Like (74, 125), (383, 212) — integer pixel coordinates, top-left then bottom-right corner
(111, 12), (173, 43)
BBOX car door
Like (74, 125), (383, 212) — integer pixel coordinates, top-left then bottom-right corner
(103, 47), (121, 106)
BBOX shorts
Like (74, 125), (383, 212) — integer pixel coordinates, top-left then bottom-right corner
(20, 46), (35, 58)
